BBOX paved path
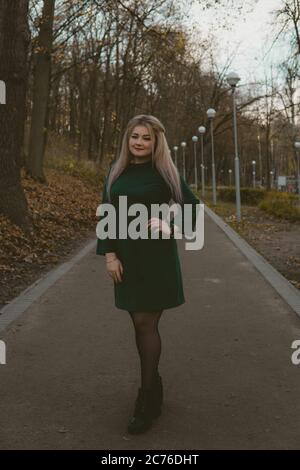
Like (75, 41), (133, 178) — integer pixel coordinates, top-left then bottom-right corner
(1, 211), (300, 450)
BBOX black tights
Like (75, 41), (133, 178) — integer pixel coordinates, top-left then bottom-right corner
(128, 310), (163, 391)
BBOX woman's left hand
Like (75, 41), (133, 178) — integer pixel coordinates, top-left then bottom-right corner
(147, 217), (171, 235)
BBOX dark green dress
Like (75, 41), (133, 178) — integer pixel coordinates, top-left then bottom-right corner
(96, 160), (200, 312)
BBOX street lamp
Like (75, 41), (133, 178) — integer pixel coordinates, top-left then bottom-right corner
(192, 136), (198, 191)
(206, 108), (217, 204)
(228, 169), (232, 186)
(181, 141), (187, 180)
(270, 170), (274, 189)
(257, 129), (263, 187)
(294, 141), (300, 200)
(220, 169), (224, 185)
(198, 126), (206, 198)
(173, 146), (178, 168)
(252, 160), (256, 188)
(226, 71), (242, 222)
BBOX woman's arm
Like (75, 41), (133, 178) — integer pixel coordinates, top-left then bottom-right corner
(170, 174), (200, 237)
(148, 176), (200, 239)
(95, 167), (123, 283)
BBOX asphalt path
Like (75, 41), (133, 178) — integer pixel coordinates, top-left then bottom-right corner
(1, 212), (300, 449)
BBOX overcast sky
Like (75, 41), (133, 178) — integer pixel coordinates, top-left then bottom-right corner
(181, 0), (289, 86)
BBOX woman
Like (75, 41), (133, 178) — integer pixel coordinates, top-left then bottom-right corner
(96, 114), (200, 434)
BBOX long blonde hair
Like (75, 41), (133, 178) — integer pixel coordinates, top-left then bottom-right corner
(105, 114), (183, 204)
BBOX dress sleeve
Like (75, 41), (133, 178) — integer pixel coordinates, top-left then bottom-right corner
(95, 166), (118, 256)
(170, 174), (200, 238)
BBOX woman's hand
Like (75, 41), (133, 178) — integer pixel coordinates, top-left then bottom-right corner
(106, 256), (123, 283)
(147, 217), (171, 236)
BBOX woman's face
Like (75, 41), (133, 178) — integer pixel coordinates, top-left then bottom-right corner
(128, 125), (154, 159)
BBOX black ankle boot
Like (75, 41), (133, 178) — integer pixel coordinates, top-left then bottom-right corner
(150, 373), (163, 419)
(127, 387), (154, 434)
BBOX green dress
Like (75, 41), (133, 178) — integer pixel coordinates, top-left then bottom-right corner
(96, 160), (200, 312)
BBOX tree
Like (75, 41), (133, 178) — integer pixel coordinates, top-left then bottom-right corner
(275, 0), (300, 59)
(0, 1), (33, 230)
(26, 0), (56, 182)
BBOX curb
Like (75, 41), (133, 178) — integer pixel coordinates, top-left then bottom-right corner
(0, 239), (96, 334)
(204, 203), (300, 318)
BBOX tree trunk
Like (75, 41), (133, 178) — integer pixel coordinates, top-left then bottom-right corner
(26, 0), (56, 182)
(0, 0), (33, 231)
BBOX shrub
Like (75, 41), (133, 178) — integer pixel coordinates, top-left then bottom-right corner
(218, 187), (266, 205)
(258, 191), (300, 221)
(45, 156), (101, 187)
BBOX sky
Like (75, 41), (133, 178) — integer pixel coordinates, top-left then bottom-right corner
(181, 0), (290, 87)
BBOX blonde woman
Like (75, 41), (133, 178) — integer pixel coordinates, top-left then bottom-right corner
(96, 115), (200, 434)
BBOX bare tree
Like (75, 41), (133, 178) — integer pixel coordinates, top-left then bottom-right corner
(26, 0), (56, 182)
(275, 0), (300, 59)
(24, 0), (263, 182)
(0, 0), (33, 230)
(277, 58), (300, 173)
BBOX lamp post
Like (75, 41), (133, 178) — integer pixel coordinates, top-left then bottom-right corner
(228, 169), (232, 186)
(192, 136), (198, 191)
(173, 146), (178, 168)
(226, 71), (242, 222)
(294, 141), (300, 200)
(252, 160), (256, 188)
(257, 129), (263, 187)
(206, 108), (217, 204)
(181, 141), (187, 180)
(270, 170), (274, 189)
(198, 126), (206, 198)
